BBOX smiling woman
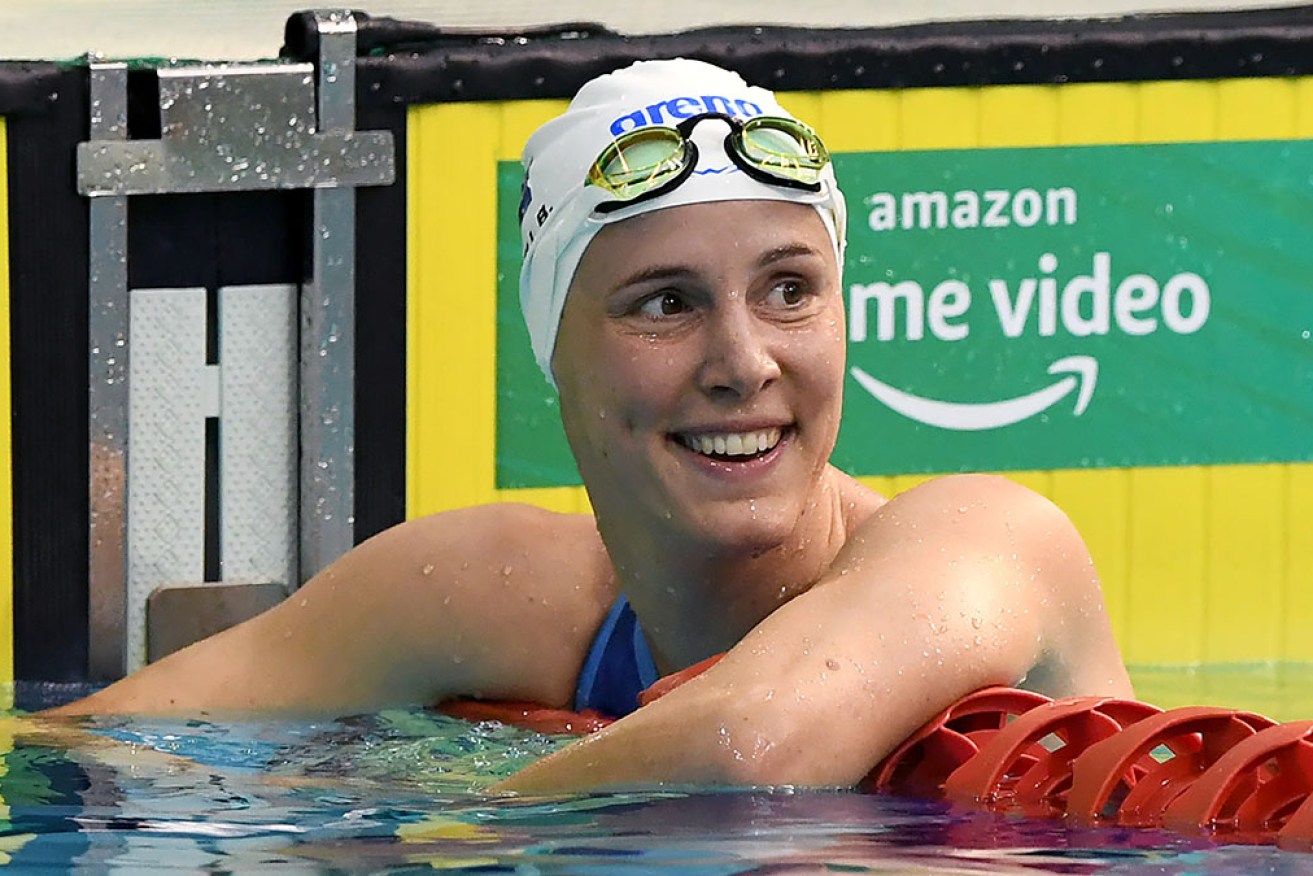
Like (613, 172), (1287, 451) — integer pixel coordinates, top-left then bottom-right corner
(555, 202), (850, 568)
(45, 58), (1132, 792)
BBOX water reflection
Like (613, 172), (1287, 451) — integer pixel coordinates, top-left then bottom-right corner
(0, 698), (1307, 872)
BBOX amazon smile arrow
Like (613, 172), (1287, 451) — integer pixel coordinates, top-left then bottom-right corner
(849, 355), (1098, 431)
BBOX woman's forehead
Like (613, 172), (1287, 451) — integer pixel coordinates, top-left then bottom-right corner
(578, 200), (835, 282)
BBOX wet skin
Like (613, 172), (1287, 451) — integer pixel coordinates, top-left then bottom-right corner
(498, 201), (1132, 790)
(49, 200), (1132, 794)
(555, 199), (848, 554)
(552, 200), (876, 670)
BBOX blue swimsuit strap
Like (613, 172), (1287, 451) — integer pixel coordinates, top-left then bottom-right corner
(573, 594), (659, 718)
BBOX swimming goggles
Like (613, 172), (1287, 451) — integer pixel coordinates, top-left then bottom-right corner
(586, 112), (831, 215)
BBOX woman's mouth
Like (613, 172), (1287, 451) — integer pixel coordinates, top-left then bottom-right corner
(675, 427), (784, 461)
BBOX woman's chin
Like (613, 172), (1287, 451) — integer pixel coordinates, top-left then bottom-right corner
(661, 498), (802, 556)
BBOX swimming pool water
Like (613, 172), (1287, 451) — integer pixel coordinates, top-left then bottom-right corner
(3, 665), (1312, 873)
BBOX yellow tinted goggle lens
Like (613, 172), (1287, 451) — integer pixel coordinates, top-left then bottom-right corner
(736, 117), (829, 183)
(587, 128), (689, 199)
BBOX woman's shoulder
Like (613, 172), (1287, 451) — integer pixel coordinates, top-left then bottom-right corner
(392, 502), (609, 564)
(287, 502), (619, 708)
(53, 503), (621, 715)
(834, 471), (1131, 698)
(370, 502), (618, 606)
(838, 472), (1076, 568)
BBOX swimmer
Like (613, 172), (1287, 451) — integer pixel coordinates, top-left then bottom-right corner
(48, 59), (1133, 791)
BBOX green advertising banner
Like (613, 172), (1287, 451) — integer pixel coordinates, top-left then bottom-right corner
(496, 140), (1313, 488)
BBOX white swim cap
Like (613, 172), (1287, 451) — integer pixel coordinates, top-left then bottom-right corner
(518, 58), (847, 386)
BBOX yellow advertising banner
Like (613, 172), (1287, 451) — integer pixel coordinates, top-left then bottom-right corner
(407, 80), (1313, 666)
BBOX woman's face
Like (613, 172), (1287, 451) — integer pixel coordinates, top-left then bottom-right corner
(553, 199), (847, 552)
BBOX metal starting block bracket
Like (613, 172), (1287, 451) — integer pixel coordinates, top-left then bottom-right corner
(77, 64), (393, 197)
(81, 10), (393, 676)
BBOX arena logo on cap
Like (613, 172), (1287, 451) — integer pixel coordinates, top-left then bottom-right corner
(608, 95), (766, 135)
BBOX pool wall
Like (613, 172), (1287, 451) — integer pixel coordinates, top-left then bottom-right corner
(0, 6), (1310, 693)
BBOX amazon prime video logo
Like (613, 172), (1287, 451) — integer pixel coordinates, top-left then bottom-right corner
(846, 251), (1211, 431)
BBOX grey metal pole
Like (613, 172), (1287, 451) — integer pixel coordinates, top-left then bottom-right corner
(299, 11), (360, 582)
(86, 61), (131, 680)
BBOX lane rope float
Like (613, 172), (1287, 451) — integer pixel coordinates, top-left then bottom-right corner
(438, 657), (1313, 850)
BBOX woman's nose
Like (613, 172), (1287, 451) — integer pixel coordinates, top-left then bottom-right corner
(696, 303), (781, 400)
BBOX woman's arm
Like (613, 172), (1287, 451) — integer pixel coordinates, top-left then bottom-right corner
(47, 504), (615, 717)
(496, 474), (1132, 792)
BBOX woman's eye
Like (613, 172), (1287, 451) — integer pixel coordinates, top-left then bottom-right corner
(637, 292), (689, 319)
(766, 280), (809, 308)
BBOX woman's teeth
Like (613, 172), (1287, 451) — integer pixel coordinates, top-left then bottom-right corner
(680, 428), (783, 458)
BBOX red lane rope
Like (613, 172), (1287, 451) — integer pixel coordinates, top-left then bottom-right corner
(437, 659), (1313, 851)
(859, 687), (1049, 799)
(1067, 706), (1274, 828)
(943, 696), (1161, 819)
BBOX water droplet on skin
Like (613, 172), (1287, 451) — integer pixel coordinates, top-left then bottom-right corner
(971, 616), (983, 630)
(825, 658), (840, 671)
(502, 565), (513, 576)
(299, 599), (307, 607)
(422, 563), (434, 575)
